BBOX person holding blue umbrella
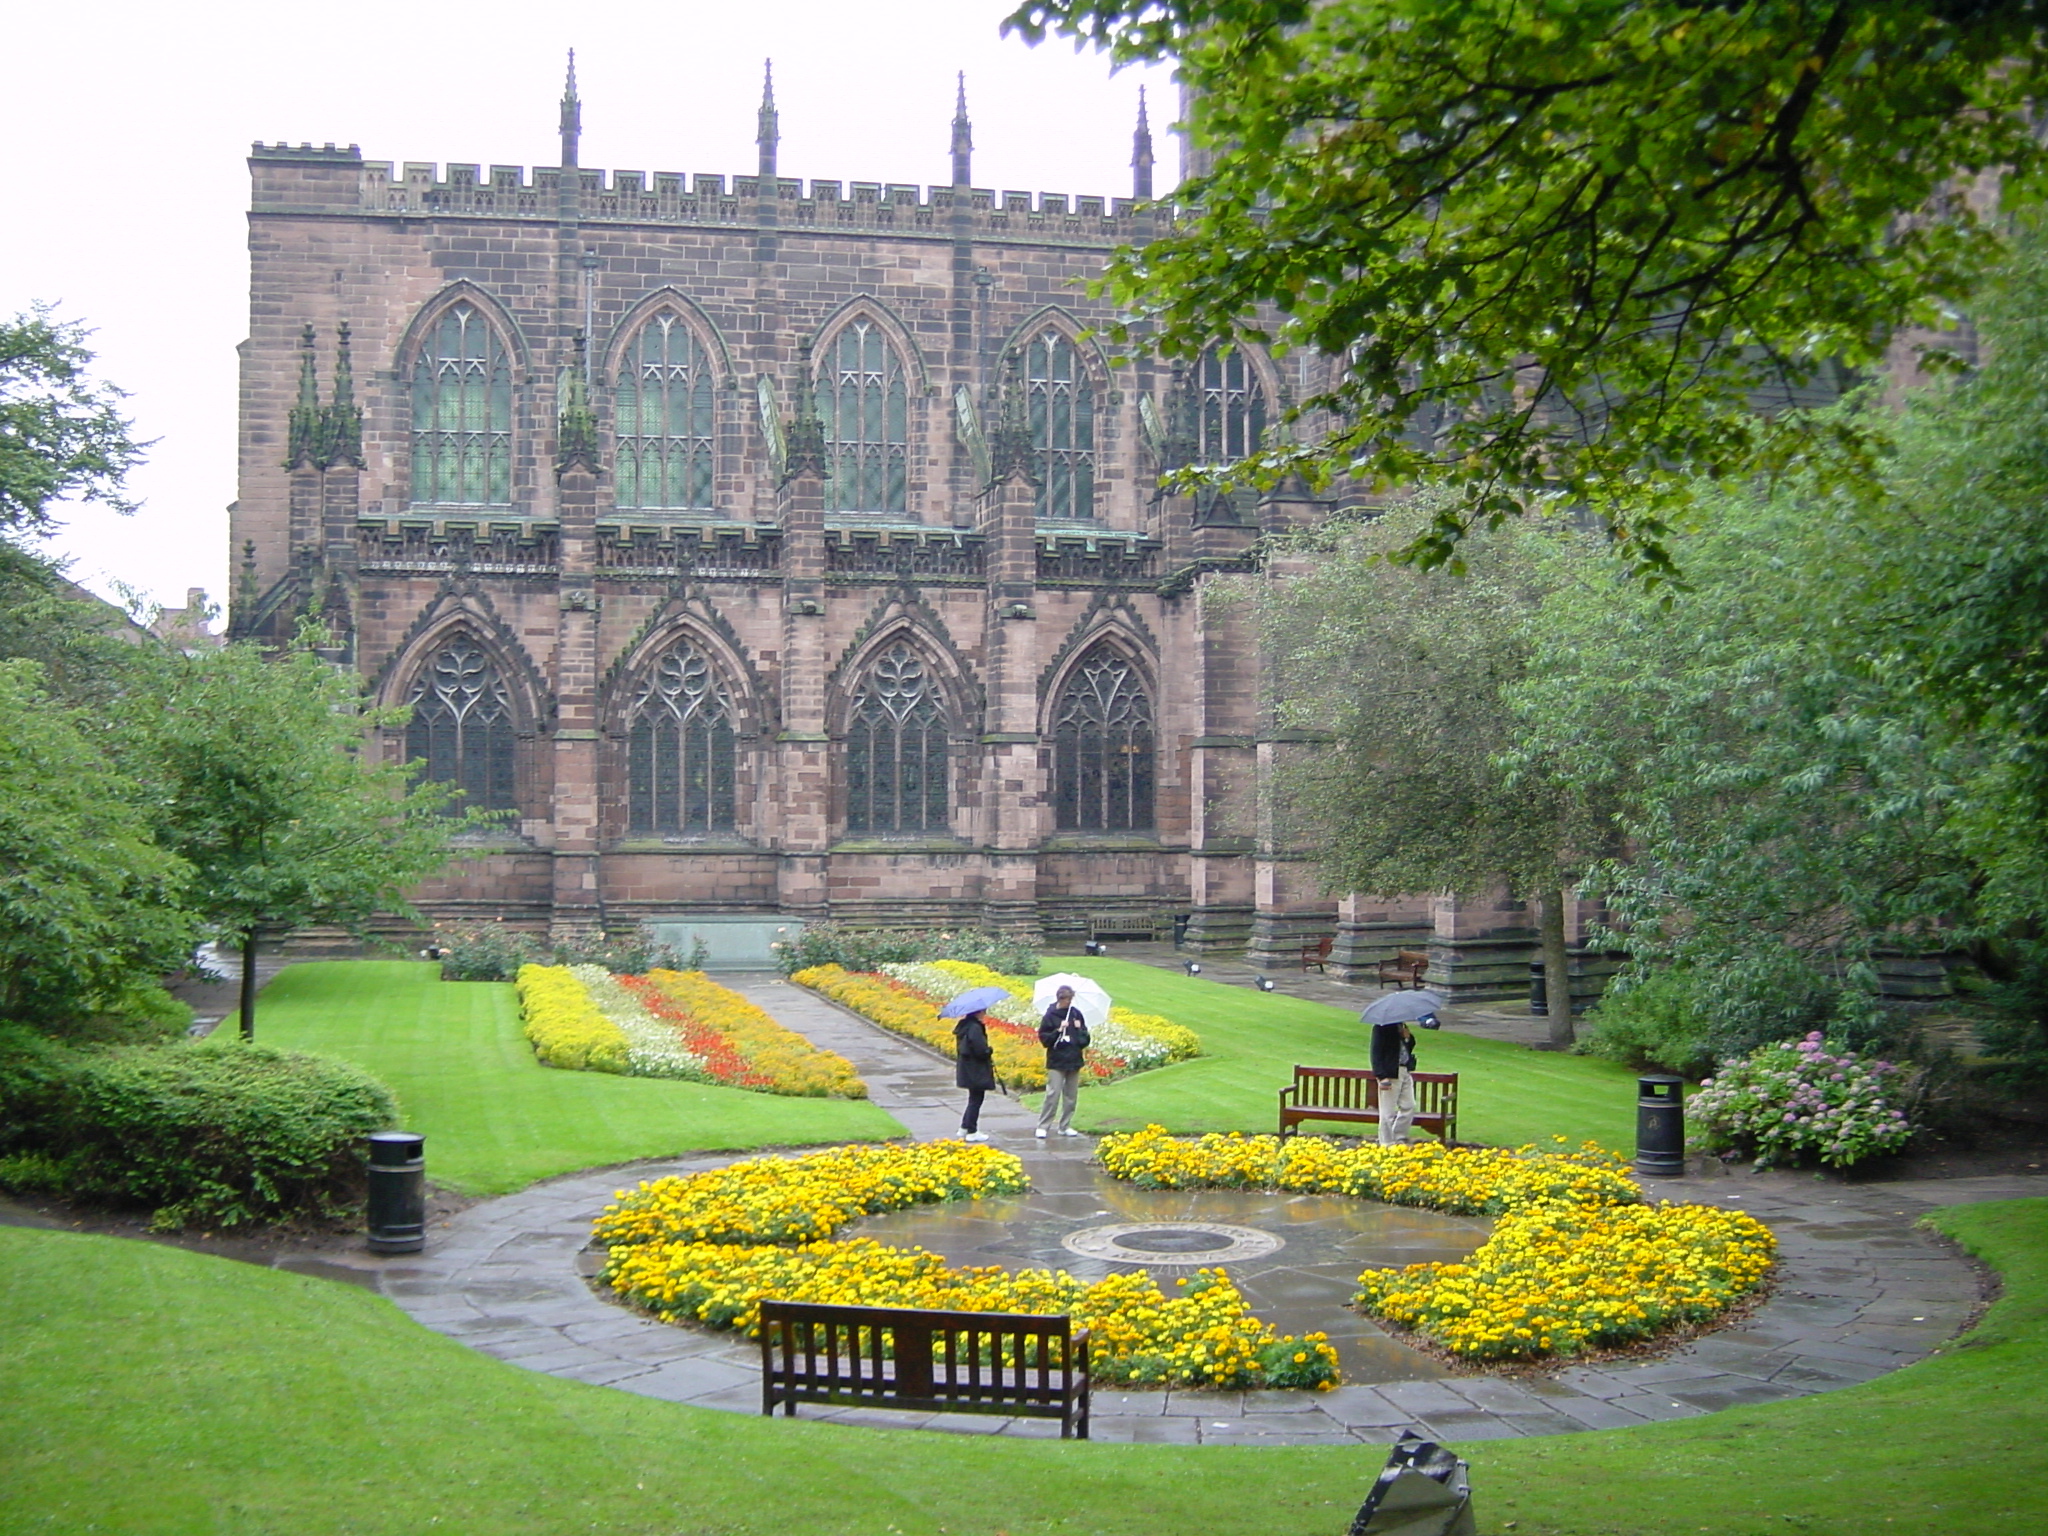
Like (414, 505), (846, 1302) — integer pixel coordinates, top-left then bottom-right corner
(940, 987), (1010, 1142)
(1362, 989), (1445, 1146)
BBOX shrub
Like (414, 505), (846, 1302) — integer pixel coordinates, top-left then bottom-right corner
(772, 922), (1039, 978)
(432, 922), (684, 982)
(514, 964), (630, 1073)
(1577, 967), (1716, 1077)
(48, 1041), (396, 1228)
(1687, 1032), (1915, 1168)
(0, 1024), (81, 1153)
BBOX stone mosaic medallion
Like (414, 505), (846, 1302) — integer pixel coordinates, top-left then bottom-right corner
(1060, 1221), (1284, 1265)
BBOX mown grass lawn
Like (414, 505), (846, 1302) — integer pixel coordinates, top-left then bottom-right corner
(3, 1201), (2043, 1535)
(241, 961), (903, 1195)
(1049, 957), (1643, 1151)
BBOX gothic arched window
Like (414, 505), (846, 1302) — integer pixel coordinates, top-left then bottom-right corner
(616, 313), (715, 510)
(818, 320), (908, 513)
(846, 642), (949, 834)
(411, 303), (512, 506)
(1026, 330), (1095, 520)
(1053, 648), (1154, 832)
(625, 641), (737, 835)
(1195, 345), (1266, 466)
(405, 635), (518, 811)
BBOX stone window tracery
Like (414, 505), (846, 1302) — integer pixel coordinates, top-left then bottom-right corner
(1195, 345), (1266, 466)
(1053, 648), (1154, 832)
(1026, 330), (1095, 520)
(616, 313), (715, 510)
(846, 641), (949, 834)
(625, 641), (737, 835)
(405, 635), (518, 812)
(411, 302), (512, 506)
(818, 320), (908, 513)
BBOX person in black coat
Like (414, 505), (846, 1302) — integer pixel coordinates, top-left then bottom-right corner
(1035, 985), (1092, 1140)
(954, 1009), (998, 1141)
(1369, 1019), (1418, 1145)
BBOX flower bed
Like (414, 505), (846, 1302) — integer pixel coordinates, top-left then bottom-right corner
(516, 964), (629, 1073)
(1099, 1125), (1642, 1212)
(792, 960), (1201, 1088)
(884, 960), (1202, 1074)
(792, 964), (1046, 1088)
(594, 1141), (1340, 1391)
(515, 965), (865, 1096)
(1688, 1032), (1912, 1169)
(1098, 1125), (1776, 1362)
(638, 970), (866, 1098)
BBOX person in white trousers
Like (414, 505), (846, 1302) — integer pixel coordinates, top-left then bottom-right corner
(1369, 1018), (1417, 1145)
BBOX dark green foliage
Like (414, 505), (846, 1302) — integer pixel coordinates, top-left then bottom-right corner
(1007, 1), (2043, 578)
(0, 660), (197, 1023)
(1576, 969), (1717, 1078)
(772, 923), (1041, 978)
(1974, 945), (2048, 1088)
(0, 307), (146, 535)
(0, 1037), (398, 1229)
(1577, 959), (1869, 1078)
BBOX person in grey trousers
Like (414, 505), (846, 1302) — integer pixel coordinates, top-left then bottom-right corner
(1036, 985), (1091, 1139)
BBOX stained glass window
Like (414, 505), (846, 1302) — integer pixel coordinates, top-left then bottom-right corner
(405, 635), (518, 811)
(411, 303), (512, 506)
(846, 642), (949, 834)
(1053, 648), (1154, 832)
(626, 641), (737, 834)
(1026, 330), (1094, 520)
(616, 313), (715, 509)
(1195, 346), (1266, 465)
(818, 320), (908, 512)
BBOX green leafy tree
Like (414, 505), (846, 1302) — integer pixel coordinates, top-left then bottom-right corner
(0, 661), (195, 1024)
(1, 307), (147, 534)
(133, 635), (475, 1040)
(1261, 499), (1613, 1043)
(1008, 0), (2044, 576)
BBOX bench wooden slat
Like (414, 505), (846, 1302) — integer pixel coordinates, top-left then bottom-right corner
(760, 1300), (1091, 1438)
(1278, 1065), (1459, 1143)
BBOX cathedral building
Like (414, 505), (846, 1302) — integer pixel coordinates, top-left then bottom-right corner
(230, 61), (1558, 995)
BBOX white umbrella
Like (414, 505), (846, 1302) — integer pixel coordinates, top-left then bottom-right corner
(1032, 972), (1112, 1026)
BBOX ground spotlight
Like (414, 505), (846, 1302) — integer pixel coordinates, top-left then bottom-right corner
(1183, 958), (1202, 976)
(1255, 976), (1276, 992)
(1083, 939), (1105, 957)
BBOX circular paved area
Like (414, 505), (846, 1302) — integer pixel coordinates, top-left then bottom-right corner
(371, 975), (2017, 1445)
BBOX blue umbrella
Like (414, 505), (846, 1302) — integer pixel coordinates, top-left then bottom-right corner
(939, 986), (1012, 1018)
(1362, 989), (1446, 1025)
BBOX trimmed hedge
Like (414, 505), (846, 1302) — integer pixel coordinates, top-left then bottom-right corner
(0, 1029), (397, 1229)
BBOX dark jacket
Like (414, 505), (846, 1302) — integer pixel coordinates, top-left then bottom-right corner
(1038, 1004), (1092, 1072)
(1369, 1021), (1416, 1081)
(954, 1014), (998, 1090)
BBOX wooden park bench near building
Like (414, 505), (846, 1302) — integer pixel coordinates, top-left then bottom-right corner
(1277, 1065), (1460, 1144)
(1377, 949), (1430, 989)
(1088, 912), (1168, 944)
(1301, 934), (1334, 972)
(759, 1299), (1092, 1438)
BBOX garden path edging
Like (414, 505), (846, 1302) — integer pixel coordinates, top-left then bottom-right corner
(371, 975), (2021, 1445)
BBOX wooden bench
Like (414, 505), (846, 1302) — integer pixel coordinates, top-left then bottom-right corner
(1278, 1065), (1460, 1143)
(1301, 934), (1334, 972)
(759, 1299), (1091, 1438)
(1376, 949), (1430, 989)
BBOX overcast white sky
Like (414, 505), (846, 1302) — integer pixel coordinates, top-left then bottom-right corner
(3, 1), (1173, 616)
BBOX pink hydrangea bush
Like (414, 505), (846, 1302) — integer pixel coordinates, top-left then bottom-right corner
(1687, 1032), (1913, 1169)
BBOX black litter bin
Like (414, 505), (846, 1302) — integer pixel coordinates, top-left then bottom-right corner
(1528, 961), (1548, 1017)
(1634, 1076), (1686, 1178)
(366, 1131), (426, 1253)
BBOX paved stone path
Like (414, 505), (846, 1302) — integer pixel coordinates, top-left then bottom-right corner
(367, 974), (2037, 1444)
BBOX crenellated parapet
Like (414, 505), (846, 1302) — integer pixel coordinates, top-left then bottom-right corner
(249, 142), (1160, 243)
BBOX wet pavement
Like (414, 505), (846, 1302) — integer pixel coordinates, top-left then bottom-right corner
(364, 974), (2027, 1444)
